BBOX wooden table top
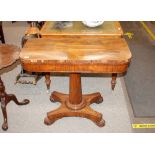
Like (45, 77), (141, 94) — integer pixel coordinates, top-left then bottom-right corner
(40, 21), (123, 38)
(0, 44), (20, 70)
(20, 38), (131, 64)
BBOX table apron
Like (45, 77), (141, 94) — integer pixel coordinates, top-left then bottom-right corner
(21, 62), (129, 73)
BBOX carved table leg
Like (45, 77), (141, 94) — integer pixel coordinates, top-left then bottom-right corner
(0, 76), (29, 131)
(111, 73), (117, 90)
(1, 98), (8, 130)
(45, 73), (51, 92)
(44, 73), (105, 127)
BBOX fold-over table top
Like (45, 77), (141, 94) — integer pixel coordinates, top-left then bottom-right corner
(20, 38), (131, 64)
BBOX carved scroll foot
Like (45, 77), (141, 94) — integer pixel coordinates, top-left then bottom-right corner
(44, 117), (56, 125)
(6, 94), (29, 105)
(1, 101), (8, 131)
(84, 92), (103, 105)
(2, 122), (8, 131)
(0, 76), (30, 130)
(96, 118), (105, 127)
(0, 95), (29, 131)
(50, 91), (68, 103)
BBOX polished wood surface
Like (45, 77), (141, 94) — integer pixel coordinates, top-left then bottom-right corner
(44, 73), (105, 127)
(69, 74), (82, 106)
(0, 44), (20, 70)
(21, 38), (130, 62)
(40, 21), (123, 38)
(40, 21), (124, 90)
(0, 44), (30, 131)
(20, 37), (131, 127)
(20, 38), (131, 73)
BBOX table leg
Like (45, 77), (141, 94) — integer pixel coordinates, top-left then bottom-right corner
(0, 23), (5, 43)
(111, 73), (117, 90)
(0, 76), (30, 131)
(45, 73), (51, 92)
(44, 73), (105, 127)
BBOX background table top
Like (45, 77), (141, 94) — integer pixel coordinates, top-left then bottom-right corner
(0, 44), (20, 70)
(40, 21), (123, 37)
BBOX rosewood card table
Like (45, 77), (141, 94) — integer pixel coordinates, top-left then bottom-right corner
(0, 44), (29, 130)
(40, 21), (124, 91)
(20, 37), (131, 127)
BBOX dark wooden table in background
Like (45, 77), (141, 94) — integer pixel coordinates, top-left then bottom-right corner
(0, 44), (29, 131)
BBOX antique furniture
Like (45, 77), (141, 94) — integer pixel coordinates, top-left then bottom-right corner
(0, 44), (29, 131)
(20, 37), (131, 127)
(16, 24), (41, 85)
(16, 22), (50, 91)
(0, 22), (5, 43)
(40, 21), (124, 90)
(40, 21), (123, 38)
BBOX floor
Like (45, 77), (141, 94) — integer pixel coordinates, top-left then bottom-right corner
(0, 21), (132, 132)
(121, 22), (155, 117)
(121, 21), (155, 133)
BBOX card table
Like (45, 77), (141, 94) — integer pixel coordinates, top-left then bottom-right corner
(20, 37), (131, 127)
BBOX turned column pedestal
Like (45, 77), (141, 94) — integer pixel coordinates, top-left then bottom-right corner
(44, 73), (105, 127)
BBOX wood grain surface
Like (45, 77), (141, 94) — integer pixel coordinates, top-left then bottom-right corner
(20, 38), (131, 73)
(21, 38), (131, 62)
(0, 44), (20, 70)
